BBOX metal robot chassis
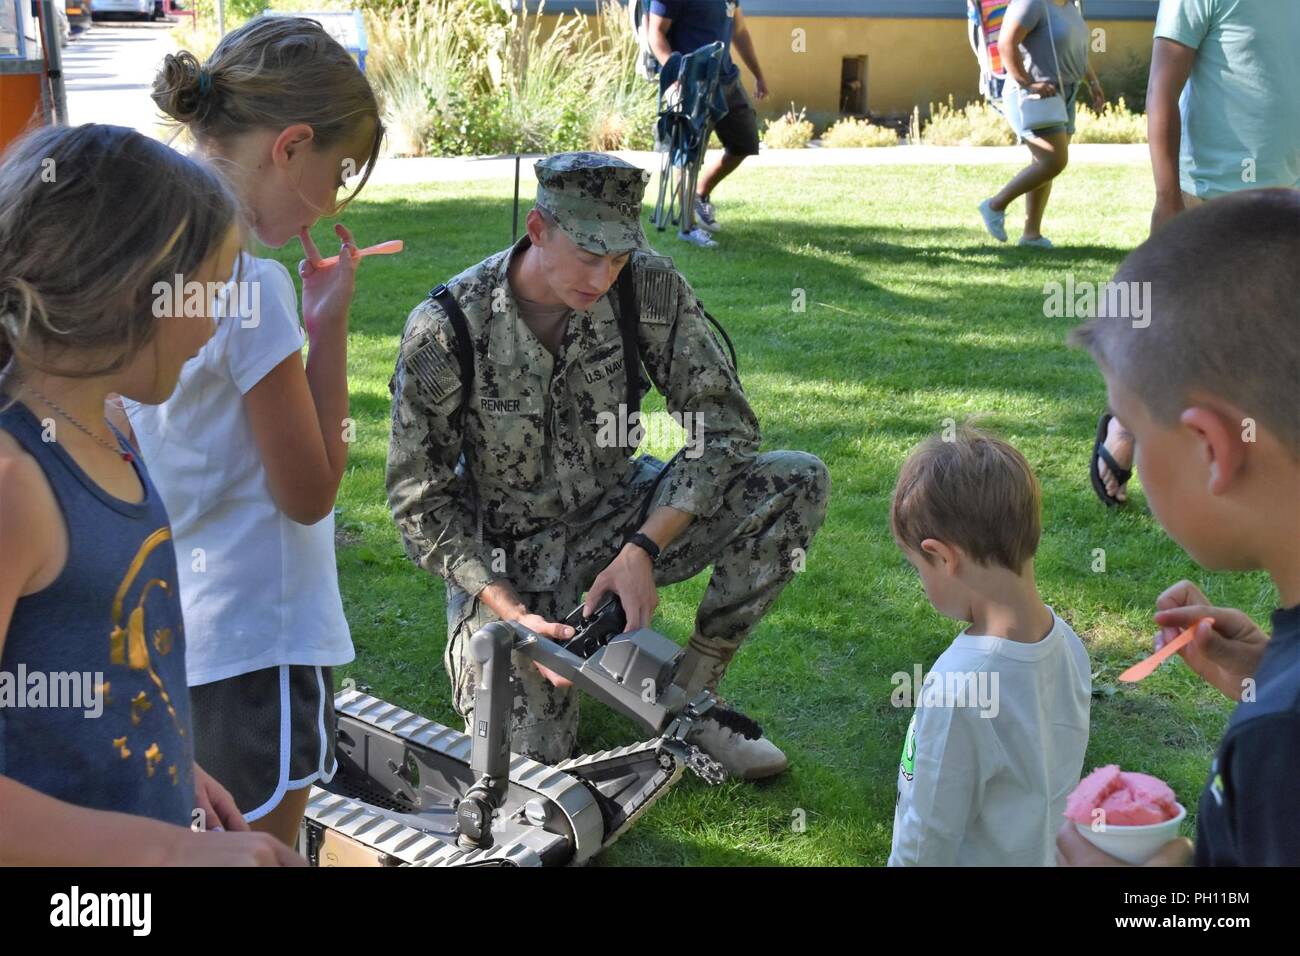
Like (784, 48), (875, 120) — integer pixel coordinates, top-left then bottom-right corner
(300, 600), (752, 866)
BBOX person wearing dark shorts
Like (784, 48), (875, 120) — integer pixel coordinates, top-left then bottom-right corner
(649, 0), (768, 247)
(190, 665), (338, 822)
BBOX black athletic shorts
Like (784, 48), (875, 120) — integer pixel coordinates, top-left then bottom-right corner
(714, 77), (761, 157)
(190, 664), (338, 821)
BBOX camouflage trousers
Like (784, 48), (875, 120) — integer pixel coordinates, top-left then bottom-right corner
(443, 450), (830, 764)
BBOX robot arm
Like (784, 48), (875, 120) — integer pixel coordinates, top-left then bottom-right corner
(457, 597), (759, 850)
(456, 622), (513, 849)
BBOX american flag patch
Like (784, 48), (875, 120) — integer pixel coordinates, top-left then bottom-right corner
(637, 268), (680, 326)
(406, 338), (462, 404)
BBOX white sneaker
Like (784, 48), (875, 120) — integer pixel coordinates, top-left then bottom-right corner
(1018, 235), (1054, 248)
(680, 226), (718, 248)
(689, 716), (789, 780)
(978, 198), (1008, 243)
(694, 197), (720, 233)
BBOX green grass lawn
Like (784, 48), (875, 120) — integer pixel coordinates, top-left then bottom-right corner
(269, 161), (1273, 866)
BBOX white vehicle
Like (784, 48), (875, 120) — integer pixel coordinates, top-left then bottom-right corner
(90, 0), (162, 21)
(54, 0), (71, 45)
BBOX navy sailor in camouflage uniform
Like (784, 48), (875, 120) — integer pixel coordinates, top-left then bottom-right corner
(386, 153), (829, 778)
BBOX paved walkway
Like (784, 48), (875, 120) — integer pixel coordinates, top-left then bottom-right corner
(63, 21), (177, 136)
(365, 144), (1150, 186)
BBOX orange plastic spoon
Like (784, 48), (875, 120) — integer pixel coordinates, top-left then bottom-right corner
(314, 239), (404, 269)
(1118, 617), (1213, 682)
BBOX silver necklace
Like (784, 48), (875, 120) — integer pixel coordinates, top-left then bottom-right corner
(23, 384), (133, 463)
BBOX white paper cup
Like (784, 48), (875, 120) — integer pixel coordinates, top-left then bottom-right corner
(1074, 803), (1187, 864)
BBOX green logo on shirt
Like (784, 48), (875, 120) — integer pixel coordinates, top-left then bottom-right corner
(900, 713), (917, 781)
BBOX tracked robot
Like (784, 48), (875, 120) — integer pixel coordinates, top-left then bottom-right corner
(299, 597), (761, 866)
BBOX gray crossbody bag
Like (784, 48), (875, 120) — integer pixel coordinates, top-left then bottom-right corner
(1008, 1), (1069, 129)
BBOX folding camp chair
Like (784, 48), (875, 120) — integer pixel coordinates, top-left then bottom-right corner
(651, 41), (729, 240)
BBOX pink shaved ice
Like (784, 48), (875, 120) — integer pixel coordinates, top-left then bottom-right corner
(1065, 765), (1180, 826)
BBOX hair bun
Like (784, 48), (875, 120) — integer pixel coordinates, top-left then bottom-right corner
(152, 50), (210, 124)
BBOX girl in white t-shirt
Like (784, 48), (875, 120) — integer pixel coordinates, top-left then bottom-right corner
(124, 16), (384, 845)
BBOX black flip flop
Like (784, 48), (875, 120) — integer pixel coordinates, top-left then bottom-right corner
(1090, 412), (1133, 508)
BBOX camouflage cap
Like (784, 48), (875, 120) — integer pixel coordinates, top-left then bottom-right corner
(534, 152), (652, 256)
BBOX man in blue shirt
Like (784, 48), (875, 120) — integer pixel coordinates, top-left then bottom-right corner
(649, 1), (769, 247)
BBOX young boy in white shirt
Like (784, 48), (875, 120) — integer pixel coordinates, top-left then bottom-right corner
(887, 425), (1091, 866)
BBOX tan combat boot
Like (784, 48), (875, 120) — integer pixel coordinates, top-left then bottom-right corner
(678, 635), (789, 780)
(689, 715), (789, 780)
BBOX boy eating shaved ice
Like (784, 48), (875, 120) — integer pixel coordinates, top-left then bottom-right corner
(888, 425), (1091, 866)
(1059, 189), (1300, 867)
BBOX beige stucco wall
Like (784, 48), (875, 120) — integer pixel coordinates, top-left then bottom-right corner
(537, 11), (1156, 119)
(737, 17), (1156, 117)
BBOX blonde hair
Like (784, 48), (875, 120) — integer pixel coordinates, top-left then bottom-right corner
(891, 424), (1043, 572)
(0, 124), (241, 388)
(153, 16), (384, 209)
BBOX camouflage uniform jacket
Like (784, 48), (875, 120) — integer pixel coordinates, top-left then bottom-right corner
(386, 238), (761, 598)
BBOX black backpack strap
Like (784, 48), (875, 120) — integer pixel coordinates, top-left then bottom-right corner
(613, 263), (742, 531)
(614, 265), (643, 419)
(428, 283), (474, 416)
(700, 304), (739, 383)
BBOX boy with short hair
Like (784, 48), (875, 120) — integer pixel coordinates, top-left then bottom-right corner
(888, 425), (1091, 866)
(1059, 188), (1300, 867)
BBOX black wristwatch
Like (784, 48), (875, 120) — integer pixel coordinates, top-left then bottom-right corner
(625, 531), (661, 564)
